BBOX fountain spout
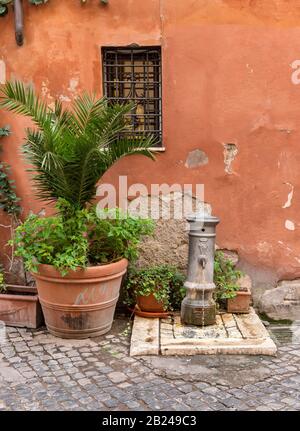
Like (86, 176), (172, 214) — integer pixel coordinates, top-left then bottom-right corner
(198, 255), (207, 269)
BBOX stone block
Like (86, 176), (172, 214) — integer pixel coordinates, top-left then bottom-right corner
(130, 308), (277, 356)
(259, 279), (300, 321)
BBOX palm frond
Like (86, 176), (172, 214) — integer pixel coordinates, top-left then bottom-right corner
(0, 81), (50, 129)
(0, 80), (156, 209)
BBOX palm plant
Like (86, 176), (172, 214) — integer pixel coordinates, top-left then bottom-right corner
(0, 81), (156, 210)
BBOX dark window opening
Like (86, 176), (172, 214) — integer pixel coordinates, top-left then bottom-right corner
(102, 46), (162, 147)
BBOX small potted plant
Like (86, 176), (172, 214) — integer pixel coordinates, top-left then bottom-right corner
(123, 265), (185, 318)
(0, 80), (156, 338)
(214, 251), (251, 313)
(226, 274), (252, 314)
(0, 263), (43, 328)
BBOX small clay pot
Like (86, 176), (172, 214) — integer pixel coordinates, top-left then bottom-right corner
(227, 287), (251, 314)
(134, 293), (169, 318)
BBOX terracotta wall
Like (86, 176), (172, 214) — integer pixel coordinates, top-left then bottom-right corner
(1, 0), (300, 292)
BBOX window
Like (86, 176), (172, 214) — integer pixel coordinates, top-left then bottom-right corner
(102, 46), (162, 147)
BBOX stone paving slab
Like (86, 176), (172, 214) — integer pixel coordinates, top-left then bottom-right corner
(0, 316), (299, 411)
(130, 308), (277, 356)
(130, 315), (159, 356)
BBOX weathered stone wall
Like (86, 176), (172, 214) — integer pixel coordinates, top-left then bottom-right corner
(129, 193), (211, 271)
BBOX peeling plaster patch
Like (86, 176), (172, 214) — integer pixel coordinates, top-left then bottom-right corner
(285, 220), (295, 231)
(41, 81), (48, 98)
(59, 95), (71, 102)
(251, 114), (293, 134)
(291, 59), (300, 85)
(276, 126), (292, 134)
(48, 102), (55, 111)
(278, 240), (293, 253)
(251, 113), (270, 132)
(278, 241), (300, 263)
(257, 241), (272, 255)
(246, 63), (253, 73)
(185, 149), (208, 169)
(68, 77), (79, 93)
(223, 143), (238, 174)
(0, 60), (6, 84)
(41, 80), (54, 104)
(282, 183), (294, 208)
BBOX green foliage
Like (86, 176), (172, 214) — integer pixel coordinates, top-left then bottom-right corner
(88, 207), (154, 265)
(0, 274), (6, 293)
(0, 125), (21, 215)
(11, 201), (154, 274)
(29, 0), (48, 4)
(0, 0), (48, 17)
(214, 251), (243, 302)
(0, 1), (9, 17)
(0, 162), (21, 215)
(0, 1), (108, 17)
(0, 81), (156, 209)
(0, 264), (6, 293)
(123, 265), (186, 311)
(0, 125), (10, 137)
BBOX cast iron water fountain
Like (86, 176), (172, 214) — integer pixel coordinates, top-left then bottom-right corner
(181, 212), (220, 326)
(131, 211), (277, 355)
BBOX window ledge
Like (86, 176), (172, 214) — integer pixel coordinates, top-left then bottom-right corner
(150, 147), (166, 152)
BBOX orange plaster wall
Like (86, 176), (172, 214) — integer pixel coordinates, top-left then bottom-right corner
(1, 0), (300, 290)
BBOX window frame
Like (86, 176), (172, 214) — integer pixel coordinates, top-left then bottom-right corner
(101, 45), (163, 149)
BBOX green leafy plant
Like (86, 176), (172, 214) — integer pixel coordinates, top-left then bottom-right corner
(0, 162), (21, 216)
(214, 251), (243, 303)
(0, 263), (6, 293)
(0, 125), (9, 137)
(0, 0), (46, 17)
(0, 125), (21, 283)
(0, 1), (109, 18)
(123, 265), (186, 311)
(11, 202), (154, 274)
(0, 125), (21, 216)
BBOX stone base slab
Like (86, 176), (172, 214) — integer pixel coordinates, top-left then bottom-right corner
(130, 307), (277, 356)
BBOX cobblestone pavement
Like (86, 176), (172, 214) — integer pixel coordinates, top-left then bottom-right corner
(0, 316), (299, 411)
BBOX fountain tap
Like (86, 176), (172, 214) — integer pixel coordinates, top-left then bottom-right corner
(198, 255), (207, 269)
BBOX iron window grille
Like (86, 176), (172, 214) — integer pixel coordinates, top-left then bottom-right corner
(102, 46), (162, 147)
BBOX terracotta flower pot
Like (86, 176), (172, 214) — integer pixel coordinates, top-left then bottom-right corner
(0, 285), (44, 329)
(227, 287), (251, 314)
(227, 274), (252, 314)
(33, 259), (128, 339)
(134, 293), (169, 318)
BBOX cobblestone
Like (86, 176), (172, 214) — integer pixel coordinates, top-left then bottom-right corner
(0, 317), (299, 411)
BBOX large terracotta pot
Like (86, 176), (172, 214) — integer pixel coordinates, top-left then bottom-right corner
(33, 259), (128, 339)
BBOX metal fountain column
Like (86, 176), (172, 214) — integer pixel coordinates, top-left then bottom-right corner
(181, 213), (220, 326)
